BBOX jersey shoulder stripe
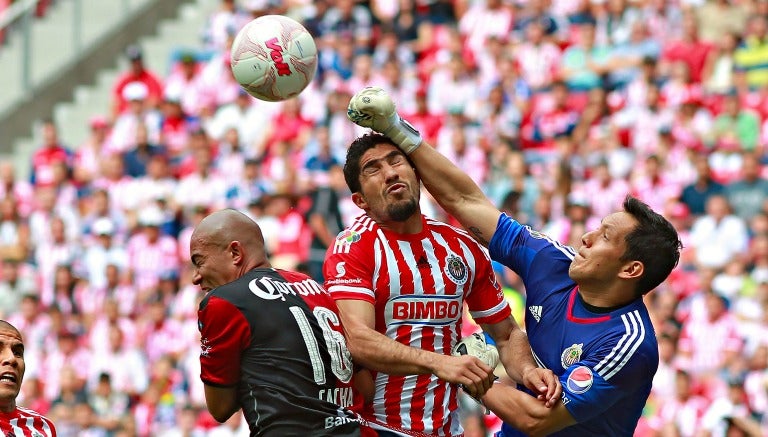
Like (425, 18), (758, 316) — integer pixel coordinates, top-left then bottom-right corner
(332, 217), (377, 254)
(593, 310), (647, 380)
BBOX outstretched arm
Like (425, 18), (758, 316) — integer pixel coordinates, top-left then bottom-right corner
(347, 86), (503, 246)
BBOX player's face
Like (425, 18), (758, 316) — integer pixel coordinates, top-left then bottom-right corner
(569, 211), (638, 285)
(190, 239), (238, 294)
(353, 144), (420, 223)
(0, 327), (24, 412)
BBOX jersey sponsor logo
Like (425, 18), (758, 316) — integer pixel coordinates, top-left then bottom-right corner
(248, 276), (327, 301)
(443, 254), (468, 285)
(335, 229), (361, 244)
(325, 277), (363, 286)
(561, 343), (583, 369)
(324, 413), (359, 429)
(335, 262), (346, 277)
(566, 365), (593, 394)
(529, 305), (542, 322)
(388, 294), (462, 326)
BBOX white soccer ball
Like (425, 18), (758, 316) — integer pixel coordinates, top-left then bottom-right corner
(230, 15), (318, 102)
(451, 333), (500, 369)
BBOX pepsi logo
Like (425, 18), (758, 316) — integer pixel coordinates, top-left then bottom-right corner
(566, 365), (593, 394)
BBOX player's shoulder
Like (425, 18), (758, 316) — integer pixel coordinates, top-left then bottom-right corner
(329, 216), (378, 253)
(590, 305), (659, 376)
(16, 405), (54, 422)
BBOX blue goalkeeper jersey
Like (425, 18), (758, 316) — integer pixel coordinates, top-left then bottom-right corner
(489, 214), (658, 437)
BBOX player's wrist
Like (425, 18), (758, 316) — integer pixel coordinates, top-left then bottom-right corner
(383, 114), (422, 155)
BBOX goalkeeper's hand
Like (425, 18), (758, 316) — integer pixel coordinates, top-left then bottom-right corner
(347, 86), (423, 154)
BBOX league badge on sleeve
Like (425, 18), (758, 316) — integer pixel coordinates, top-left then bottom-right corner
(566, 365), (593, 394)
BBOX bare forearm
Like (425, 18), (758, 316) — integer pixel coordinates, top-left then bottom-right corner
(483, 384), (575, 436)
(348, 326), (439, 375)
(409, 141), (485, 209)
(408, 142), (501, 245)
(498, 328), (538, 383)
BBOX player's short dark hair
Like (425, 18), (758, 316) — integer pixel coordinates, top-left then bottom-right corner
(343, 133), (402, 194)
(620, 196), (682, 297)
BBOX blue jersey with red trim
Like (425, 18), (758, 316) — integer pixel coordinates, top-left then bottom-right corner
(489, 214), (658, 437)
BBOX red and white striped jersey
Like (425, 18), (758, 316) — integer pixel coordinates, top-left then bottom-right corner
(0, 406), (57, 437)
(324, 214), (510, 437)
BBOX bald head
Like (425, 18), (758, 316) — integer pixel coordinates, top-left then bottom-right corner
(190, 209), (270, 292)
(193, 209), (266, 250)
(0, 320), (19, 337)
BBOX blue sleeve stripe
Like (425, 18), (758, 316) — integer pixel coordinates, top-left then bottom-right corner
(593, 311), (646, 380)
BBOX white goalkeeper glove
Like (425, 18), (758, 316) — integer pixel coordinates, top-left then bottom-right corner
(347, 86), (423, 154)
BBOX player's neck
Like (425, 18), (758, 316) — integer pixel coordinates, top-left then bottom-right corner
(0, 400), (16, 414)
(577, 283), (637, 310)
(377, 213), (424, 235)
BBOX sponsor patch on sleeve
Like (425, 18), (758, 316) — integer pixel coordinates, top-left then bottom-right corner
(566, 365), (593, 394)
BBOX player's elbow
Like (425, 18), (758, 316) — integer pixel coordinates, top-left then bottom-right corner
(511, 404), (555, 437)
(208, 407), (235, 424)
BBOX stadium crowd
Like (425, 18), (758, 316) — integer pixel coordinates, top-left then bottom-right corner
(1, 0), (767, 435)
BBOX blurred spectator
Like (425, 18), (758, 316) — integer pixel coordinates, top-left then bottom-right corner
(123, 123), (165, 178)
(660, 13), (712, 84)
(44, 333), (91, 402)
(0, 258), (35, 318)
(678, 289), (744, 379)
(202, 0), (250, 52)
(305, 164), (344, 282)
(734, 16), (768, 90)
(458, 0), (513, 55)
(559, 22), (611, 91)
(680, 152), (725, 216)
(74, 116), (111, 186)
(651, 369), (710, 436)
(0, 196), (31, 262)
(127, 206), (180, 295)
(112, 45), (164, 117)
(158, 404), (206, 437)
(701, 31), (740, 95)
(724, 152), (768, 221)
(319, 0), (373, 49)
(108, 84), (163, 154)
(690, 194), (749, 270)
(164, 51), (207, 117)
(81, 218), (128, 290)
(695, 0), (748, 44)
(712, 92), (760, 152)
(0, 162), (34, 216)
(30, 119), (74, 187)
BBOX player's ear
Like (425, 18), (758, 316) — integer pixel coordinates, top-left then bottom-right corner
(619, 260), (644, 280)
(351, 192), (368, 210)
(229, 241), (244, 265)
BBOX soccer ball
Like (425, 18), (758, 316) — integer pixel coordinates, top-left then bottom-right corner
(451, 333), (500, 369)
(230, 15), (318, 102)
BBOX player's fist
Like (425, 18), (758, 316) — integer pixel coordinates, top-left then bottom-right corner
(347, 86), (423, 154)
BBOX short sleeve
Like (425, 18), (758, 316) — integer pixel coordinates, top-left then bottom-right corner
(198, 295), (251, 387)
(323, 230), (377, 304)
